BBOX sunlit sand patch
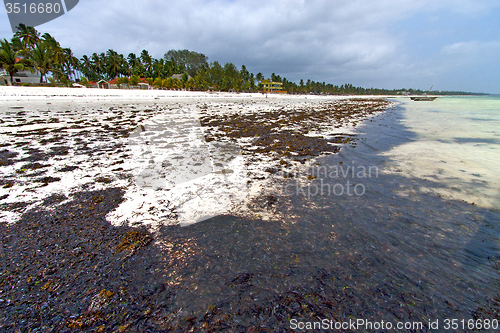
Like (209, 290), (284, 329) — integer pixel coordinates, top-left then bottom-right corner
(0, 210), (23, 224)
(106, 105), (250, 227)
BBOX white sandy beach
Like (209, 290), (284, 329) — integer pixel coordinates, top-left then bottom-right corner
(0, 86), (391, 227)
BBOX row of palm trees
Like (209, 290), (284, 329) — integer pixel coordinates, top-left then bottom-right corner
(0, 25), (263, 91)
(0, 26), (268, 92)
(0, 24), (79, 85)
(79, 49), (182, 82)
(79, 51), (263, 92)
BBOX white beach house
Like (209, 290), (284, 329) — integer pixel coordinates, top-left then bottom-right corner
(0, 69), (41, 85)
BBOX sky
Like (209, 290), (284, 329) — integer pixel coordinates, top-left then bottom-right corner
(1, 0), (499, 93)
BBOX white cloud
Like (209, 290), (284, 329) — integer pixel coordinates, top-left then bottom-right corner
(441, 41), (500, 58)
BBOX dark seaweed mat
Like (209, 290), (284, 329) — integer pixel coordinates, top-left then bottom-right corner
(0, 184), (480, 333)
(0, 188), (152, 332)
(200, 99), (390, 163)
(0, 188), (423, 332)
(1, 187), (498, 332)
(19, 147), (50, 163)
(253, 130), (341, 158)
(59, 166), (79, 172)
(0, 149), (18, 166)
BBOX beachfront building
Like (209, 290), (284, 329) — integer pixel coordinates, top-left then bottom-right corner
(0, 70), (8, 85)
(105, 77), (151, 89)
(97, 79), (109, 89)
(12, 69), (40, 84)
(259, 79), (285, 93)
(0, 69), (41, 85)
(1, 56), (42, 85)
(171, 73), (191, 81)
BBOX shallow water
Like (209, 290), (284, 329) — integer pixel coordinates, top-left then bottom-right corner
(381, 96), (500, 209)
(138, 97), (500, 329)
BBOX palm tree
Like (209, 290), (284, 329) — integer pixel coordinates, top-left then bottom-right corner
(29, 42), (62, 83)
(40, 32), (60, 49)
(129, 75), (140, 86)
(127, 53), (137, 67)
(209, 61), (223, 87)
(140, 49), (152, 76)
(0, 39), (31, 84)
(117, 76), (129, 89)
(80, 55), (94, 80)
(38, 33), (71, 82)
(106, 49), (122, 80)
(194, 71), (208, 91)
(249, 73), (255, 90)
(14, 24), (40, 50)
(172, 78), (181, 90)
(153, 77), (163, 89)
(127, 53), (141, 76)
(152, 58), (168, 79)
(91, 53), (105, 80)
(60, 47), (79, 81)
(98, 53), (106, 77)
(164, 77), (173, 90)
(186, 77), (195, 91)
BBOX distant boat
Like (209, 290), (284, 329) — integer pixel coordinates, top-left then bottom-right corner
(411, 85), (437, 101)
(410, 96), (437, 101)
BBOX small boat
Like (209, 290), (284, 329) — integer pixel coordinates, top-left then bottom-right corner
(411, 85), (437, 101)
(410, 96), (437, 101)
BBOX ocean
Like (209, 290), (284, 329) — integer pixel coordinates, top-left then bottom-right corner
(382, 96), (500, 209)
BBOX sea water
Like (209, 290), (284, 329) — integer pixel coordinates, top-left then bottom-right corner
(383, 96), (500, 209)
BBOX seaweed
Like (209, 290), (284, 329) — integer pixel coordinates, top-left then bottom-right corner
(201, 99), (390, 165)
(0, 149), (18, 166)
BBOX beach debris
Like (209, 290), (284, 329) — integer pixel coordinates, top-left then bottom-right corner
(116, 230), (152, 254)
(88, 289), (115, 313)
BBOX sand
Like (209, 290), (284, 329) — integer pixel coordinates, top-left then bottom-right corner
(0, 86), (393, 228)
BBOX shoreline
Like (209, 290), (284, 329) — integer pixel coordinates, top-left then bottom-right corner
(0, 85), (399, 100)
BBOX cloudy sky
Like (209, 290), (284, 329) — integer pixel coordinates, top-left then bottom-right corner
(1, 0), (499, 93)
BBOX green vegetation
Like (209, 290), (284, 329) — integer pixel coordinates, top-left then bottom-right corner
(0, 37), (31, 84)
(0, 25), (486, 95)
(0, 24), (79, 85)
